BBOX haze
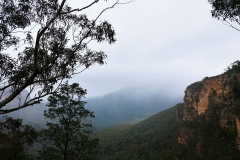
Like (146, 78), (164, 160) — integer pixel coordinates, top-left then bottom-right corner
(69, 0), (240, 97)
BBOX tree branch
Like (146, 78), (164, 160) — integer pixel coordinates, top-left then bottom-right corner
(0, 90), (56, 114)
(0, 0), (67, 109)
(34, 0), (67, 70)
(94, 0), (135, 22)
(94, 1), (118, 22)
(221, 19), (240, 31)
(32, 75), (63, 84)
(0, 82), (17, 91)
(0, 0), (133, 113)
(60, 0), (98, 15)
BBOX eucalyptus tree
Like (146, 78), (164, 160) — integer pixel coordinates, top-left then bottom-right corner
(0, 0), (133, 114)
(38, 83), (98, 160)
(209, 0), (240, 30)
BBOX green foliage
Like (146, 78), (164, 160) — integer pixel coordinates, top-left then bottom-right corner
(224, 60), (240, 74)
(86, 86), (182, 130)
(232, 83), (240, 99)
(94, 102), (240, 160)
(38, 82), (98, 160)
(208, 0), (240, 30)
(0, 117), (37, 160)
(0, 0), (117, 114)
(181, 115), (240, 160)
(95, 104), (197, 160)
(214, 126), (237, 141)
(224, 61), (240, 115)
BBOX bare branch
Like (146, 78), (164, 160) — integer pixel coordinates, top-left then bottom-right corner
(94, 0), (134, 22)
(0, 83), (17, 91)
(0, 90), (56, 114)
(24, 85), (34, 103)
(94, 1), (118, 22)
(117, 0), (135, 5)
(60, 0), (98, 15)
(0, 101), (40, 114)
(73, 67), (88, 75)
(221, 19), (240, 31)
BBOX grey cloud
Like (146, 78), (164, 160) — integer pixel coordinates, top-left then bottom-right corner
(69, 0), (240, 97)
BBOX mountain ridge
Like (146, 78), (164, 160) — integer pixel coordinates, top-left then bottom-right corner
(85, 85), (183, 130)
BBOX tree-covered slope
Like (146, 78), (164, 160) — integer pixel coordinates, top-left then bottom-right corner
(86, 86), (183, 130)
(95, 103), (197, 160)
(1, 86), (183, 132)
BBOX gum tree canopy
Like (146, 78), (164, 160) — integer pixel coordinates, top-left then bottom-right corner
(0, 0), (131, 114)
(209, 0), (240, 30)
(38, 83), (98, 160)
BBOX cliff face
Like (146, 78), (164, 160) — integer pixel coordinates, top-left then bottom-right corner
(179, 72), (240, 150)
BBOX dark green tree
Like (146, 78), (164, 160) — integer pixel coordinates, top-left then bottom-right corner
(224, 61), (240, 115)
(0, 0), (132, 114)
(38, 82), (98, 160)
(0, 117), (37, 160)
(208, 0), (240, 30)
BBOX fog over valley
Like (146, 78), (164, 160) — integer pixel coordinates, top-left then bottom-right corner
(1, 0), (240, 159)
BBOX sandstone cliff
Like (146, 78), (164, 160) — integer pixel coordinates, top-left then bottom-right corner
(179, 71), (240, 151)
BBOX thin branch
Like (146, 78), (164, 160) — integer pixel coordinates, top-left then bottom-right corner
(60, 0), (98, 15)
(11, 23), (38, 34)
(94, 1), (118, 22)
(0, 90), (56, 114)
(32, 75), (63, 84)
(0, 0), (67, 109)
(94, 0), (134, 22)
(11, 30), (28, 34)
(0, 101), (40, 114)
(73, 67), (87, 76)
(24, 85), (34, 103)
(117, 0), (135, 5)
(0, 82), (17, 91)
(72, 31), (91, 53)
(73, 38), (92, 54)
(0, 89), (5, 99)
(234, 18), (240, 25)
(221, 19), (240, 31)
(17, 94), (22, 108)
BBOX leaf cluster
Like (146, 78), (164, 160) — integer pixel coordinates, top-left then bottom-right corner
(209, 0), (240, 21)
(0, 0), (117, 114)
(208, 0), (240, 30)
(38, 83), (98, 160)
(0, 116), (37, 160)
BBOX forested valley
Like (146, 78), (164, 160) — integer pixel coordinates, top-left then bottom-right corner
(1, 0), (240, 159)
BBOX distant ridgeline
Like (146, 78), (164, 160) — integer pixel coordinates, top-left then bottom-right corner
(3, 60), (240, 159)
(0, 85), (183, 131)
(94, 61), (240, 160)
(85, 86), (183, 130)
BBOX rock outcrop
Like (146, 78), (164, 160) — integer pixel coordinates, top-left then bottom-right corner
(179, 72), (240, 150)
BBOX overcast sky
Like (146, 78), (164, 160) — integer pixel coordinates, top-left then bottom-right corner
(67, 0), (240, 98)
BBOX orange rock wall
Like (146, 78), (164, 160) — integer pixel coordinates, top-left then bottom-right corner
(236, 117), (240, 150)
(183, 73), (240, 121)
(179, 73), (240, 148)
